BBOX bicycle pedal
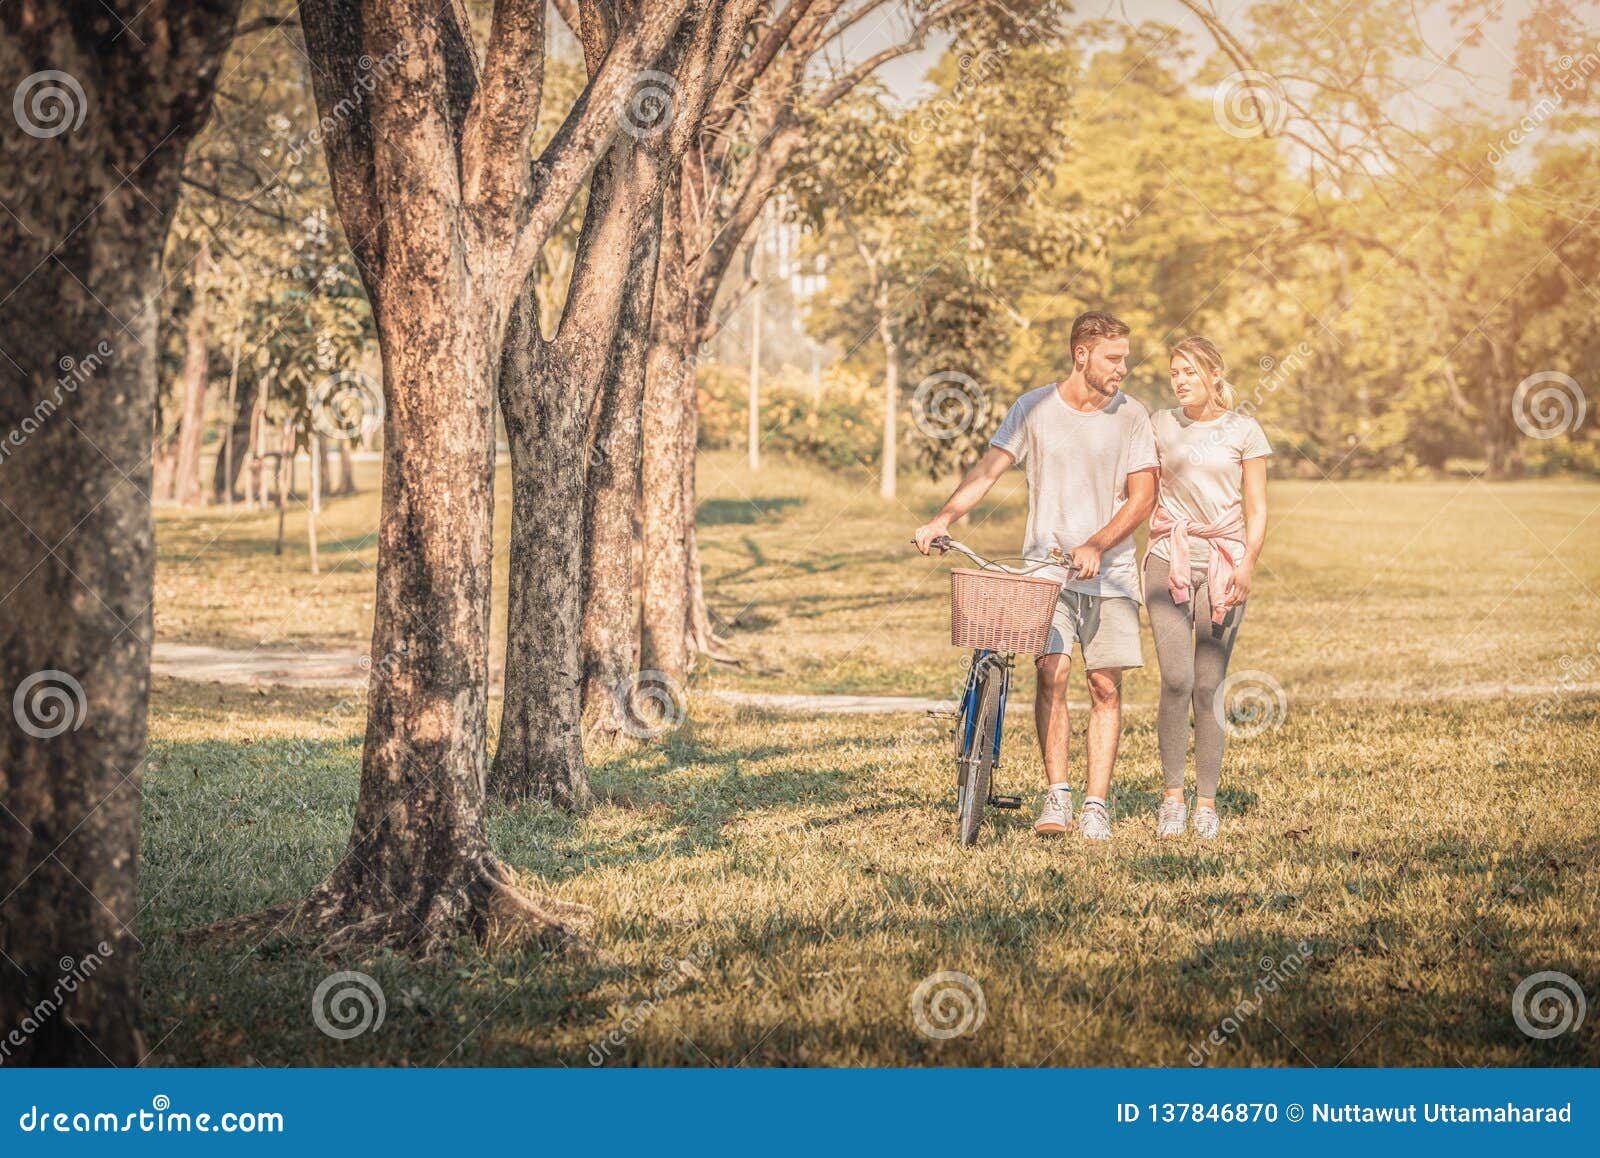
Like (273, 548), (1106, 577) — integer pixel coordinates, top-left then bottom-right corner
(989, 794), (1023, 810)
(925, 709), (959, 720)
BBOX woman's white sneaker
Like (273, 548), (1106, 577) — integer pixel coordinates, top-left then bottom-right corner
(1157, 797), (1187, 839)
(1193, 805), (1220, 839)
(1079, 799), (1111, 840)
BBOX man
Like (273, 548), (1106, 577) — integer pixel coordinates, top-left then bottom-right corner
(914, 311), (1157, 840)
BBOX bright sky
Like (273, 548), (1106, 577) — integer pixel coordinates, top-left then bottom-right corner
(856, 0), (1538, 116)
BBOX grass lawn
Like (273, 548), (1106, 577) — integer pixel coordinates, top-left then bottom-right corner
(142, 451), (1600, 1066)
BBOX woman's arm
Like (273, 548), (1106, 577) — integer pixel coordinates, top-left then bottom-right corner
(1225, 455), (1268, 606)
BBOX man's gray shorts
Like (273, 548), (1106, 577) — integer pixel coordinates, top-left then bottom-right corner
(1042, 589), (1143, 669)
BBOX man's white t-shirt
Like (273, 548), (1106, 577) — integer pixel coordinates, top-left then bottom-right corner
(1147, 407), (1273, 571)
(989, 384), (1158, 602)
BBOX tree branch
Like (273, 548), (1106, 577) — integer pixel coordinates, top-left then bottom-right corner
(505, 2), (694, 299)
(460, 0), (546, 213)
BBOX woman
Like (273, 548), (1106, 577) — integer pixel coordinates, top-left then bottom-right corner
(1144, 337), (1270, 839)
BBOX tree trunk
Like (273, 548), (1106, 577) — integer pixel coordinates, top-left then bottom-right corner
(151, 429), (179, 502)
(640, 197), (696, 688)
(212, 362), (253, 504)
(0, 0), (242, 1066)
(307, 432), (322, 575)
(490, 292), (594, 810)
(334, 437), (357, 495)
(877, 281), (899, 500)
(747, 223), (762, 472)
(581, 203), (661, 735)
(173, 242), (212, 507)
(245, 370), (269, 508)
(191, 0), (700, 950)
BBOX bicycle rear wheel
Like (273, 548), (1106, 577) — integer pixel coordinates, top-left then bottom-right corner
(956, 664), (1004, 847)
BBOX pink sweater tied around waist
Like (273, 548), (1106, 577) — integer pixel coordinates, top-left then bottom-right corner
(1147, 504), (1246, 624)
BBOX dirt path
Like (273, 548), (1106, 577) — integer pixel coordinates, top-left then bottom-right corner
(151, 642), (1600, 714)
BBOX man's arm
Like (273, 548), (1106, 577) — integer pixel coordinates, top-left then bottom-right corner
(913, 446), (1016, 554)
(1069, 467), (1157, 579)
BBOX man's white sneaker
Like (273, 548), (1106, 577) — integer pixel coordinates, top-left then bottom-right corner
(1157, 797), (1188, 839)
(1034, 789), (1073, 835)
(1079, 799), (1111, 841)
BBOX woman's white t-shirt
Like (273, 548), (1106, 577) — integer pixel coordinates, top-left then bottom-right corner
(1149, 408), (1272, 570)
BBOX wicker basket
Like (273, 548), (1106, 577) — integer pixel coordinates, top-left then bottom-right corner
(949, 567), (1063, 655)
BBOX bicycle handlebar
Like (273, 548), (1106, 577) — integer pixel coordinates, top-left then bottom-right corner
(921, 534), (1078, 576)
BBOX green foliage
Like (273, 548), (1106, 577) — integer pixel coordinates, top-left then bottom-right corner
(698, 363), (882, 472)
(792, 10), (1599, 480)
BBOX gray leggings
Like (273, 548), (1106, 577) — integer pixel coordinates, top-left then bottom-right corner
(1143, 553), (1247, 799)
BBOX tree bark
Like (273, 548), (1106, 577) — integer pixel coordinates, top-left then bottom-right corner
(0, 0), (243, 1067)
(499, 1), (736, 779)
(491, 292), (595, 810)
(877, 282), (899, 500)
(747, 222), (762, 472)
(640, 193), (696, 687)
(173, 242), (213, 506)
(334, 437), (357, 495)
(580, 203), (661, 736)
(198, 0), (689, 951)
(212, 362), (254, 504)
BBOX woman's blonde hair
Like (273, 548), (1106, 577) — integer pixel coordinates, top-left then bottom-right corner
(1170, 336), (1235, 410)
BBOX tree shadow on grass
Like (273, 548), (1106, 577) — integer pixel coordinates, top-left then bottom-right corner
(698, 496), (805, 526)
(518, 725), (881, 873)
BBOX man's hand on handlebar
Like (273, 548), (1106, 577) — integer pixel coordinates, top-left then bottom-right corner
(913, 520), (951, 555)
(1068, 543), (1103, 579)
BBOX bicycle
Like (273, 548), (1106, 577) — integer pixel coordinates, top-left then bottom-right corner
(921, 535), (1078, 847)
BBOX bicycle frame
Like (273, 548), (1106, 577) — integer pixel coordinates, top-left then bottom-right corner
(959, 650), (1009, 767)
(923, 533), (1079, 842)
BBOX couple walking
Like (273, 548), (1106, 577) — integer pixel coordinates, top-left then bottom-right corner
(913, 311), (1271, 841)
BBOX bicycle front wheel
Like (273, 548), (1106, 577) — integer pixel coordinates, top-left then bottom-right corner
(957, 665), (1003, 847)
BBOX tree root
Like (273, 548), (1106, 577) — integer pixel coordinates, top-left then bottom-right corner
(181, 858), (593, 961)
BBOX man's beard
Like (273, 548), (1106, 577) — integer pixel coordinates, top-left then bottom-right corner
(1085, 366), (1121, 396)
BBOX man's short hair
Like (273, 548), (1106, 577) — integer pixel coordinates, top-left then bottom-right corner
(1070, 311), (1131, 359)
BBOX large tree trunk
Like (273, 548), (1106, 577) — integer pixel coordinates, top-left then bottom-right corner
(0, 0), (242, 1067)
(640, 196), (696, 687)
(173, 242), (212, 506)
(491, 292), (595, 810)
(497, 4), (726, 787)
(203, 0), (690, 949)
(580, 202), (661, 736)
